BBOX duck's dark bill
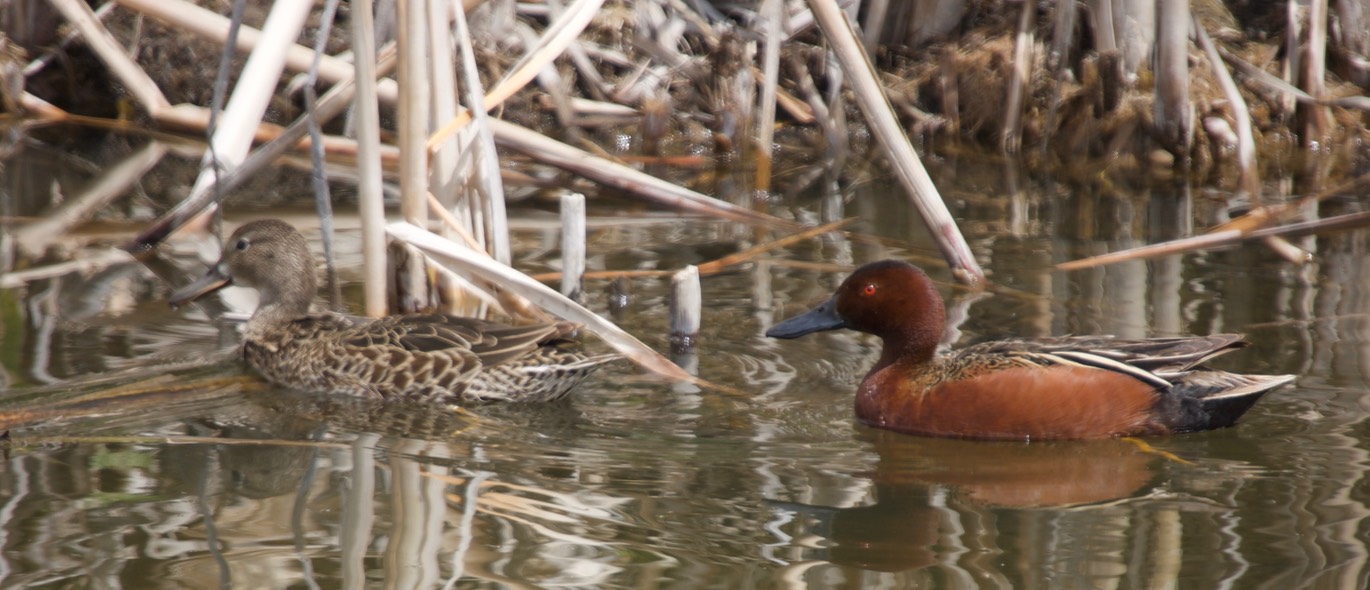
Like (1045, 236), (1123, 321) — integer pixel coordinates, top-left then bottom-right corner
(766, 297), (847, 339)
(169, 266), (231, 309)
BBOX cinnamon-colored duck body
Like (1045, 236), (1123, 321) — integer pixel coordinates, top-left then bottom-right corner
(767, 260), (1294, 441)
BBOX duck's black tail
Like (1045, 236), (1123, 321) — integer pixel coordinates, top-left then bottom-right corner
(1171, 372), (1295, 432)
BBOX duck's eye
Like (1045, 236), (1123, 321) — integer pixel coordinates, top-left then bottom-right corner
(234, 238), (250, 251)
(862, 284), (877, 296)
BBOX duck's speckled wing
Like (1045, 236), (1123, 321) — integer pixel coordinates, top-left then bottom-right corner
(241, 312), (594, 402)
(355, 314), (577, 368)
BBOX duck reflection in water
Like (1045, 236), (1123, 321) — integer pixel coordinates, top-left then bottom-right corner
(774, 429), (1158, 574)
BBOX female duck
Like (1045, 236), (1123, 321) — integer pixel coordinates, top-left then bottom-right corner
(767, 260), (1293, 440)
(170, 219), (618, 403)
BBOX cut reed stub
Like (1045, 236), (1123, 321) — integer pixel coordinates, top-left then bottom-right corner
(560, 192), (586, 301)
(670, 265), (701, 351)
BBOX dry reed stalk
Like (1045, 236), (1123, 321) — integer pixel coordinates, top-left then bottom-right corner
(1193, 21), (1256, 196)
(754, 0), (783, 193)
(351, 0), (388, 318)
(426, 0), (606, 153)
(1218, 47), (1370, 112)
(452, 2), (512, 265)
(425, 193), (552, 323)
(116, 0), (401, 104)
(427, 0), (462, 218)
(860, 0), (890, 56)
(183, 0), (314, 219)
(0, 249), (133, 289)
(805, 0), (984, 285)
(1194, 19), (1306, 264)
(386, 221), (695, 382)
(490, 118), (794, 228)
(1154, 0), (1192, 152)
(127, 44), (399, 251)
(1303, 0), (1333, 146)
(1002, 0), (1034, 154)
(1056, 211), (1370, 270)
(48, 0), (170, 114)
(398, 0), (430, 227)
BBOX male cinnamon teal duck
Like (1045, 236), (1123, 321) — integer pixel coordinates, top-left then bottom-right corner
(169, 219), (619, 403)
(766, 260), (1294, 441)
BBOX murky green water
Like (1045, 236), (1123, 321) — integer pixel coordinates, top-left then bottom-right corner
(2, 137), (1367, 588)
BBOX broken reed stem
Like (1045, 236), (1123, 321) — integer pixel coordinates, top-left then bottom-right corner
(560, 193), (587, 301)
(452, 1), (513, 265)
(670, 265), (702, 350)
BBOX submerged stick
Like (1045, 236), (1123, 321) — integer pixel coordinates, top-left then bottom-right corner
(529, 217), (856, 282)
(805, 0), (984, 285)
(14, 141), (167, 254)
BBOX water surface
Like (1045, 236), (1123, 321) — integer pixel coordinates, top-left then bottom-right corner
(1, 139), (1367, 588)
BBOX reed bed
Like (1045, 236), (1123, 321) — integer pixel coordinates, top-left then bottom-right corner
(5, 0), (1370, 382)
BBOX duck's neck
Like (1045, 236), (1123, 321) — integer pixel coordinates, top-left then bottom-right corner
(871, 281), (944, 373)
(873, 333), (939, 373)
(247, 286), (314, 329)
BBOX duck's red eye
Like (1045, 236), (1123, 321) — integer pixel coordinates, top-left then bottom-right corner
(862, 284), (877, 296)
